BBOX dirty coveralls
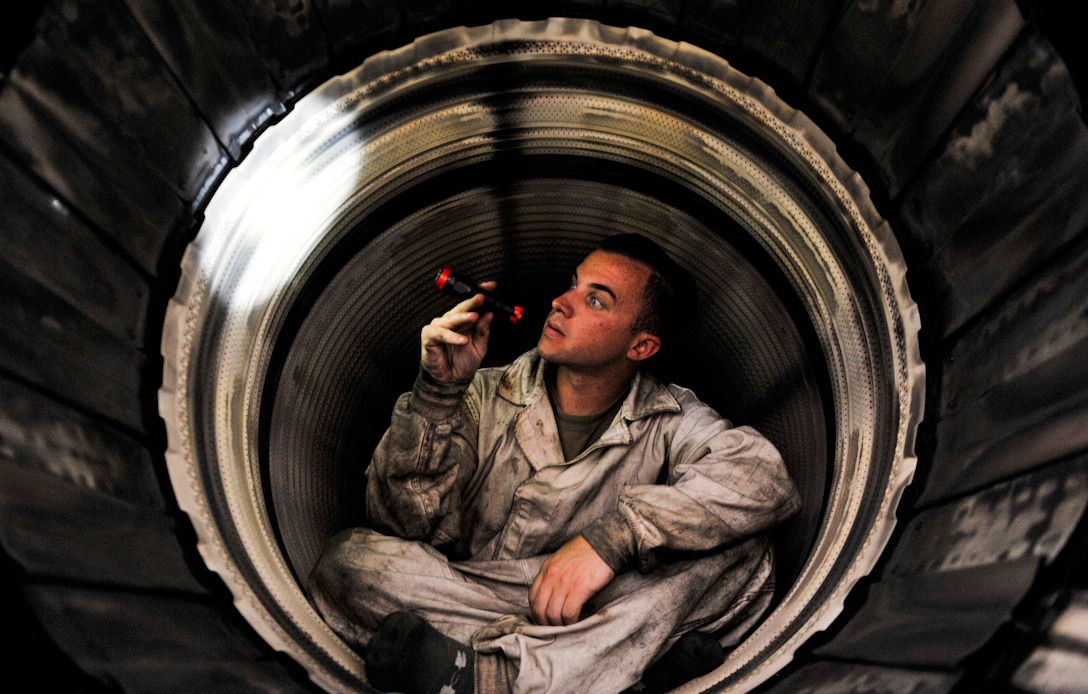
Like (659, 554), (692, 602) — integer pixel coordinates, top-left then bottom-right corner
(309, 350), (801, 693)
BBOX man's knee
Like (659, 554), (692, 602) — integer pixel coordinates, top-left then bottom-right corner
(309, 526), (460, 601)
(308, 527), (387, 600)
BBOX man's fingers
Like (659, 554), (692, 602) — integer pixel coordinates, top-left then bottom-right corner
(422, 324), (471, 347)
(542, 589), (581, 626)
(535, 592), (564, 627)
(451, 287), (494, 316)
(530, 569), (585, 626)
(529, 568), (568, 626)
(550, 592), (575, 626)
(475, 309), (495, 337)
(429, 281), (497, 339)
(561, 601), (581, 626)
(422, 310), (482, 345)
(430, 309), (480, 332)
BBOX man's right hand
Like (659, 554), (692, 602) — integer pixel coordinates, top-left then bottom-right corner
(420, 282), (496, 384)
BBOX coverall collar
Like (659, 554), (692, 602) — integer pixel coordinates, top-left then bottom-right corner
(497, 349), (681, 421)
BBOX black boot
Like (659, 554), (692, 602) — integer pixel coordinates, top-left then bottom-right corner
(631, 631), (725, 694)
(366, 611), (475, 694)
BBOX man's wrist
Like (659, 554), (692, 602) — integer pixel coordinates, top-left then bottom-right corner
(410, 369), (472, 419)
(580, 511), (637, 574)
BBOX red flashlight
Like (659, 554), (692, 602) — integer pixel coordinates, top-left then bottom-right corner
(435, 268), (524, 324)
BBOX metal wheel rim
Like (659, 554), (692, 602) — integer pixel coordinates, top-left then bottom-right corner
(158, 18), (924, 692)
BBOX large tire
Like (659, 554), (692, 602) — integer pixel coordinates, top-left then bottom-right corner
(1, 1), (1085, 692)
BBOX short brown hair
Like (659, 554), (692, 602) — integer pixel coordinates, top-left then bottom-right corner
(595, 234), (697, 342)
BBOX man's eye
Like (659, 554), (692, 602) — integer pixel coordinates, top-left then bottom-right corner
(589, 296), (603, 308)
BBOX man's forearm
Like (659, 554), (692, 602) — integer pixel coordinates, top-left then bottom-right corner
(365, 374), (476, 541)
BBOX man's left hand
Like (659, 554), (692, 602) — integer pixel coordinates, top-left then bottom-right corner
(528, 535), (615, 626)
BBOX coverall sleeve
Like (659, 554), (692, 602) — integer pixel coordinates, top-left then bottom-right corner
(583, 390), (801, 573)
(365, 370), (480, 547)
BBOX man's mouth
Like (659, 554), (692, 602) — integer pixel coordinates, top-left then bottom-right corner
(543, 319), (564, 338)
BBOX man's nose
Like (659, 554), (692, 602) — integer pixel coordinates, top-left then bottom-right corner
(551, 290), (574, 315)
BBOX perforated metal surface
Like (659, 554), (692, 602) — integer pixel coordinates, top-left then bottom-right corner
(159, 19), (923, 693)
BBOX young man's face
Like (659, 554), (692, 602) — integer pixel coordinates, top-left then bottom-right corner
(537, 250), (659, 370)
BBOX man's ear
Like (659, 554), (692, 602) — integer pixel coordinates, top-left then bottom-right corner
(628, 333), (662, 362)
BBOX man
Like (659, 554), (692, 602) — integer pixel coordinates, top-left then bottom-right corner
(308, 234), (800, 694)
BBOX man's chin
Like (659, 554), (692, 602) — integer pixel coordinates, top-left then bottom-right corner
(536, 340), (566, 365)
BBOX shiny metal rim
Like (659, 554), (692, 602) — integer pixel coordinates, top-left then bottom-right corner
(159, 18), (923, 693)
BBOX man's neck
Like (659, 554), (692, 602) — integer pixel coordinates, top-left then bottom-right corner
(550, 363), (636, 416)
